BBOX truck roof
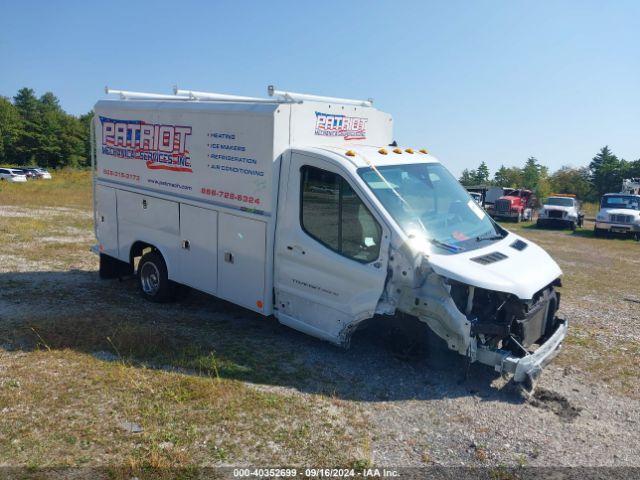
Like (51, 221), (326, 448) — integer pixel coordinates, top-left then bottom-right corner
(303, 145), (440, 169)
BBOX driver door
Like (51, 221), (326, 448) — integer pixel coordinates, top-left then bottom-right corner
(274, 152), (390, 344)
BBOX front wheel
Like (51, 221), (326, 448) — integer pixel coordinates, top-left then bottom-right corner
(570, 221), (576, 232)
(137, 251), (175, 303)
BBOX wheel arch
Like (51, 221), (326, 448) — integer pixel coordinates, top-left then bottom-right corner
(128, 240), (175, 277)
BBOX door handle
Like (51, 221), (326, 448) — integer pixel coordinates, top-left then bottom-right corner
(181, 240), (190, 250)
(286, 245), (306, 255)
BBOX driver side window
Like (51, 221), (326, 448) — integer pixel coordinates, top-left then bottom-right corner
(301, 166), (382, 263)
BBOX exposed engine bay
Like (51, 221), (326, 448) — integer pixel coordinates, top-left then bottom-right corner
(449, 280), (562, 355)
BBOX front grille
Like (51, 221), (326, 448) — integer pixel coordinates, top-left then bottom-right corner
(495, 199), (511, 214)
(548, 210), (564, 219)
(471, 251), (508, 265)
(610, 214), (632, 224)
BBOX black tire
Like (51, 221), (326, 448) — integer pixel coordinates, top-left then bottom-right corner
(137, 251), (175, 303)
(594, 227), (602, 237)
(570, 221), (576, 232)
(536, 219), (542, 228)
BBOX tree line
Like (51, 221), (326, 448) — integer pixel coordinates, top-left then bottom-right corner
(459, 147), (640, 202)
(1, 86), (638, 202)
(0, 88), (92, 168)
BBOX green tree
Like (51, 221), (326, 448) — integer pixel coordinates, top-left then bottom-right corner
(459, 168), (477, 186)
(493, 165), (522, 187)
(549, 166), (593, 199)
(520, 157), (550, 203)
(38, 92), (65, 167)
(78, 111), (94, 167)
(622, 158), (640, 180)
(475, 161), (490, 184)
(0, 96), (23, 163)
(13, 87), (44, 165)
(589, 146), (624, 197)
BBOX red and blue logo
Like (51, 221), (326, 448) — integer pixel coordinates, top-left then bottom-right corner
(100, 117), (193, 172)
(314, 111), (367, 140)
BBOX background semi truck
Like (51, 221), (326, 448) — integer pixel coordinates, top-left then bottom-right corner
(92, 87), (567, 384)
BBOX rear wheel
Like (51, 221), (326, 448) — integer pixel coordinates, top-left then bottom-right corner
(594, 227), (603, 237)
(137, 251), (175, 303)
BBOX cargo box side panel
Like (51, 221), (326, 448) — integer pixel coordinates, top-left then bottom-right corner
(116, 189), (180, 277)
(288, 101), (393, 148)
(218, 213), (267, 314)
(93, 101), (278, 217)
(95, 184), (118, 257)
(176, 204), (218, 295)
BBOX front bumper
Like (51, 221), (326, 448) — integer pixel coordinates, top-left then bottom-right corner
(538, 217), (574, 227)
(475, 318), (568, 383)
(494, 211), (520, 218)
(595, 221), (640, 233)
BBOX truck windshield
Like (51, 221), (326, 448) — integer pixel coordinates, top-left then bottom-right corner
(545, 197), (574, 207)
(601, 195), (640, 210)
(358, 163), (505, 253)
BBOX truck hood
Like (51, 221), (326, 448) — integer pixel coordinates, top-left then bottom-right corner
(425, 233), (562, 300)
(599, 208), (640, 218)
(543, 205), (571, 212)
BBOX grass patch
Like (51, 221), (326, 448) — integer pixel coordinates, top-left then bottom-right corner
(0, 169), (92, 209)
(0, 349), (370, 470)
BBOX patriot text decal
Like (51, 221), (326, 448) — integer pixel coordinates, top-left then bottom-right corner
(314, 111), (367, 140)
(100, 117), (193, 172)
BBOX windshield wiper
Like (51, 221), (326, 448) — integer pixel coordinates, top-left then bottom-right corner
(476, 232), (506, 242)
(429, 238), (463, 252)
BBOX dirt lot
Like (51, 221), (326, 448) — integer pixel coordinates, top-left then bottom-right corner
(0, 171), (639, 471)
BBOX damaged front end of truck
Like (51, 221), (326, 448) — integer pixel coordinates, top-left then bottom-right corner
(358, 159), (567, 385)
(375, 237), (567, 386)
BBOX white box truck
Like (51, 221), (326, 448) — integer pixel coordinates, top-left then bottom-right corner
(92, 86), (567, 385)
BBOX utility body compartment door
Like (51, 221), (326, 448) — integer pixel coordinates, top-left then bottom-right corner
(218, 213), (267, 314)
(95, 184), (118, 257)
(273, 152), (390, 345)
(116, 190), (180, 274)
(176, 204), (218, 295)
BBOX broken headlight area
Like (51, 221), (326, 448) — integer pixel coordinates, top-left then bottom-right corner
(449, 280), (561, 356)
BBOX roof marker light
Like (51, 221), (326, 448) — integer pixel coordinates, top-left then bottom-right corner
(419, 149), (429, 154)
(345, 150), (356, 157)
(393, 148), (402, 154)
(405, 148), (414, 154)
(378, 148), (388, 155)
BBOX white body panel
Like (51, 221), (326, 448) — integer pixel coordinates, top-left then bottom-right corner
(95, 185), (118, 257)
(274, 151), (390, 343)
(176, 204), (218, 295)
(218, 213), (267, 312)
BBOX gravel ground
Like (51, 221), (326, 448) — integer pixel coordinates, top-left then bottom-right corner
(0, 205), (639, 467)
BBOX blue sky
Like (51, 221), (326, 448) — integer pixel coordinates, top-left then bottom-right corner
(1, 0), (638, 176)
